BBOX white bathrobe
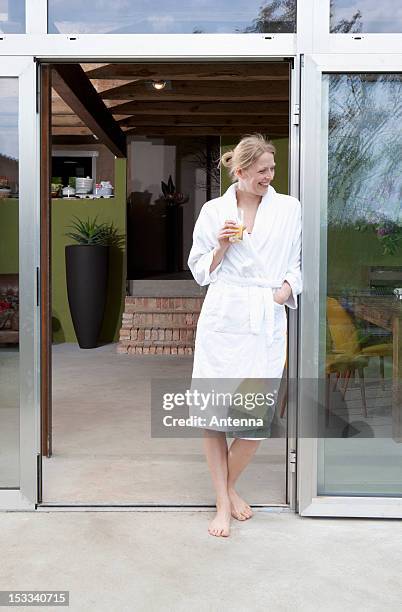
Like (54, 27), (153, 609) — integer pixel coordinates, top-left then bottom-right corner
(187, 182), (302, 434)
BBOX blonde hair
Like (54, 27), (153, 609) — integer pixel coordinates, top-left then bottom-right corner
(218, 133), (276, 181)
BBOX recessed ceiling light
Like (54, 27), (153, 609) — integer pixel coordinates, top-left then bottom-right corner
(152, 80), (167, 90)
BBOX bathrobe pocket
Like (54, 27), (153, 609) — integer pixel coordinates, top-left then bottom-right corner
(212, 286), (251, 334)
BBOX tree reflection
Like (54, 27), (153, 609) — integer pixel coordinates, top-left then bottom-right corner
(327, 74), (402, 227)
(240, 0), (296, 33)
(330, 0), (362, 33)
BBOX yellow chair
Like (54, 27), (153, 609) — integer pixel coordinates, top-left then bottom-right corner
(326, 297), (392, 418)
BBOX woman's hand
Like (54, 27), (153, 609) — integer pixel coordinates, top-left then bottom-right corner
(273, 281), (292, 305)
(217, 219), (246, 250)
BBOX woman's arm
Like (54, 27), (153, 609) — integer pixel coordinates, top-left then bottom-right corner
(275, 201), (302, 308)
(188, 203), (239, 286)
(187, 203), (225, 286)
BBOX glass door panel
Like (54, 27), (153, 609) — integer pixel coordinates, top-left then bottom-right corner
(299, 55), (402, 517)
(0, 78), (19, 487)
(0, 58), (38, 510)
(320, 72), (402, 497)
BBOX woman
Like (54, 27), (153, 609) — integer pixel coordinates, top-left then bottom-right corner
(187, 134), (302, 537)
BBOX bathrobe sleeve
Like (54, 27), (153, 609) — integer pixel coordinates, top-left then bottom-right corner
(187, 202), (223, 286)
(283, 200), (302, 309)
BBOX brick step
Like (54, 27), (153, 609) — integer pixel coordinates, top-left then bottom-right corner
(124, 307), (201, 315)
(121, 323), (198, 330)
(122, 339), (193, 348)
(125, 297), (203, 310)
(117, 345), (193, 355)
(120, 328), (195, 342)
(122, 313), (199, 326)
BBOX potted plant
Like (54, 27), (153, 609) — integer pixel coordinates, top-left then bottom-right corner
(65, 216), (124, 349)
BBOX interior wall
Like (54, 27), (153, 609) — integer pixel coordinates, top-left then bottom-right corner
(126, 135), (215, 278)
(51, 158), (126, 344)
(52, 143), (115, 184)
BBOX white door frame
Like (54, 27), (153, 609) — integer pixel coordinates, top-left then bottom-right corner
(0, 56), (39, 511)
(298, 53), (402, 518)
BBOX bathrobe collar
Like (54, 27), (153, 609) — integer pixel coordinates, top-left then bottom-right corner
(221, 181), (276, 237)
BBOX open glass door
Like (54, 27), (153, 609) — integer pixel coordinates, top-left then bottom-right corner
(298, 54), (402, 517)
(0, 57), (39, 510)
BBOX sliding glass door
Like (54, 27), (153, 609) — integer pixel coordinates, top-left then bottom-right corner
(0, 57), (39, 510)
(298, 55), (402, 517)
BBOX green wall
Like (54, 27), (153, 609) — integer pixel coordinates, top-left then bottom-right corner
(0, 159), (126, 344)
(220, 136), (289, 195)
(328, 227), (402, 294)
(52, 158), (127, 343)
(0, 199), (19, 274)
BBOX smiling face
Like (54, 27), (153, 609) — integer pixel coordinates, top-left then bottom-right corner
(235, 152), (276, 197)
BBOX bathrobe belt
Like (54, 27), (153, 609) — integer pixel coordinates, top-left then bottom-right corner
(216, 274), (283, 345)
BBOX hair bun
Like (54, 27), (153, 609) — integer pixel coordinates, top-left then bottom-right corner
(219, 151), (233, 168)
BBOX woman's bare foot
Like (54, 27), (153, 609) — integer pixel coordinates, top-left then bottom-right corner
(208, 501), (232, 537)
(228, 487), (253, 521)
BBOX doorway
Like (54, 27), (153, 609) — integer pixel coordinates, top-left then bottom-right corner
(38, 59), (297, 507)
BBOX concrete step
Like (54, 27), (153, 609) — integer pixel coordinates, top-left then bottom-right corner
(129, 279), (206, 297)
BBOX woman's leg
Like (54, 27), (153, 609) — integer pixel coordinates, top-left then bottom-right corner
(227, 438), (261, 520)
(203, 430), (232, 537)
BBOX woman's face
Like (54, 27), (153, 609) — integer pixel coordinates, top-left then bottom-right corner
(236, 152), (276, 197)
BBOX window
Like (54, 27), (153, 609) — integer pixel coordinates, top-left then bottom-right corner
(330, 0), (402, 33)
(48, 0), (296, 34)
(0, 0), (25, 33)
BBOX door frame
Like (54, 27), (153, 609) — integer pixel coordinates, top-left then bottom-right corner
(0, 56), (39, 511)
(298, 53), (402, 518)
(37, 55), (300, 510)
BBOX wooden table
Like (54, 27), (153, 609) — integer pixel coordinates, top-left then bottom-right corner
(350, 295), (402, 442)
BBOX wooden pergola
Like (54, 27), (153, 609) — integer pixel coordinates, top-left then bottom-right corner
(50, 61), (290, 153)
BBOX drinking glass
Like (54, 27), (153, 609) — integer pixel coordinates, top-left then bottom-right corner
(229, 207), (245, 243)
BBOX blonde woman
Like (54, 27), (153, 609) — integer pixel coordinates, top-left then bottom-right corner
(187, 134), (302, 537)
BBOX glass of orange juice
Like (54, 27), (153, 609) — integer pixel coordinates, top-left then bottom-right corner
(229, 207), (245, 243)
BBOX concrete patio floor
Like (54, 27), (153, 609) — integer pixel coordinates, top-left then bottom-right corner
(1, 510), (401, 612)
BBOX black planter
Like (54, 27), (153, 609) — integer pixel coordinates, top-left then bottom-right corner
(65, 244), (109, 349)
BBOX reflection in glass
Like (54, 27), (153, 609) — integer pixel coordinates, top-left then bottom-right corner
(48, 0), (296, 34)
(0, 78), (19, 488)
(330, 0), (402, 33)
(0, 0), (25, 33)
(319, 73), (402, 496)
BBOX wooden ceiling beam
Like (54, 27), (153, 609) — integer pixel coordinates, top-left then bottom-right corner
(52, 114), (86, 127)
(109, 100), (289, 116)
(118, 115), (289, 127)
(85, 62), (290, 81)
(101, 80), (289, 102)
(52, 64), (127, 157)
(52, 135), (100, 146)
(52, 126), (93, 135)
(125, 126), (289, 137)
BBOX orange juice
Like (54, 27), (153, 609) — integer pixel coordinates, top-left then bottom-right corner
(229, 208), (244, 243)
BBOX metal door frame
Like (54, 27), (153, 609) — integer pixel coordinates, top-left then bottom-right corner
(0, 56), (39, 511)
(298, 53), (402, 518)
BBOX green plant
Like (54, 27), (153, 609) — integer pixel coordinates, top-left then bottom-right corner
(65, 216), (125, 248)
(161, 175), (188, 206)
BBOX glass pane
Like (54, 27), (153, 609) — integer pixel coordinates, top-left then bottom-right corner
(0, 78), (19, 488)
(330, 1), (402, 33)
(319, 73), (402, 497)
(0, 0), (25, 33)
(48, 0), (296, 34)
